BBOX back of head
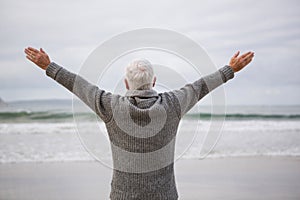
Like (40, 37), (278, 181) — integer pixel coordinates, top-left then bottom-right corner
(125, 58), (155, 90)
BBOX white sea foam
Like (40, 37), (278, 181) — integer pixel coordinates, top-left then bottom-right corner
(0, 118), (300, 163)
(1, 102), (300, 163)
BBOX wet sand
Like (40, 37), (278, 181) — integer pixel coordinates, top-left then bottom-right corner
(1, 157), (300, 200)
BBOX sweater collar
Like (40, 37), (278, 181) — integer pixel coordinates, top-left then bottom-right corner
(125, 89), (158, 97)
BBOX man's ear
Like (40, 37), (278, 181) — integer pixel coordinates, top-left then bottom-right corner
(124, 79), (130, 90)
(152, 76), (156, 87)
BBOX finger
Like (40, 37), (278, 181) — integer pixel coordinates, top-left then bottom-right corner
(25, 49), (35, 57)
(243, 56), (253, 66)
(240, 51), (252, 59)
(25, 48), (38, 56)
(25, 48), (38, 58)
(28, 47), (39, 53)
(25, 48), (34, 54)
(232, 51), (240, 58)
(24, 48), (31, 55)
(26, 55), (36, 63)
(244, 58), (253, 66)
(243, 52), (255, 61)
(25, 49), (37, 58)
(240, 55), (253, 64)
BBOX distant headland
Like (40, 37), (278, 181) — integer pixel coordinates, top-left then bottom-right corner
(0, 98), (8, 107)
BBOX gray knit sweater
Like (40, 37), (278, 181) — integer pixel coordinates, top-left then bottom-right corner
(46, 62), (234, 200)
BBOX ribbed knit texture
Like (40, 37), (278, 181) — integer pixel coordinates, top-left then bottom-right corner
(46, 62), (234, 200)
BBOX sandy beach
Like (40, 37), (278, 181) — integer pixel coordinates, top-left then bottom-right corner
(0, 156), (299, 200)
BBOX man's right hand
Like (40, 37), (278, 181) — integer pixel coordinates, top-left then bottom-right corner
(229, 51), (254, 73)
(24, 47), (51, 70)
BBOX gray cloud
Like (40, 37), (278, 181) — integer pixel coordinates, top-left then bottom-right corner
(0, 0), (299, 104)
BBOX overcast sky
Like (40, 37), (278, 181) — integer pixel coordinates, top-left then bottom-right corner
(0, 0), (299, 105)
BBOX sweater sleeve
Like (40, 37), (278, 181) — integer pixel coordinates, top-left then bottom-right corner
(45, 62), (113, 122)
(169, 65), (234, 118)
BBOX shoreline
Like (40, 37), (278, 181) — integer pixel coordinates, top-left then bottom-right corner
(1, 156), (300, 200)
(1, 154), (300, 164)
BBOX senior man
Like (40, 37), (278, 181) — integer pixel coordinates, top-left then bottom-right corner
(24, 46), (254, 200)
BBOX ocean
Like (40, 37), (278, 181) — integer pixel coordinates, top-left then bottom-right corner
(0, 99), (300, 164)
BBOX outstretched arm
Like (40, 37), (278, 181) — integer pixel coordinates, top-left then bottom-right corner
(24, 47), (113, 122)
(170, 51), (254, 118)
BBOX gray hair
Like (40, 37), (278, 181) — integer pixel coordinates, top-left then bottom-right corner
(125, 58), (155, 90)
